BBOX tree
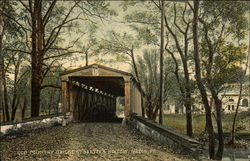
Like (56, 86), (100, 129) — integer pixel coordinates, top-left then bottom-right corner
(123, 1), (195, 136)
(192, 0), (216, 159)
(40, 66), (62, 114)
(16, 0), (115, 117)
(163, 2), (194, 136)
(0, 1), (6, 122)
(159, 0), (164, 125)
(0, 1), (23, 121)
(0, 0), (116, 120)
(200, 1), (247, 159)
(136, 49), (160, 120)
(135, 49), (177, 120)
(191, 0), (248, 159)
(24, 0), (79, 117)
(75, 24), (99, 66)
(229, 50), (249, 145)
(9, 52), (29, 120)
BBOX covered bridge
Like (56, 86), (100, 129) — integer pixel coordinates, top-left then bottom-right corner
(60, 64), (143, 121)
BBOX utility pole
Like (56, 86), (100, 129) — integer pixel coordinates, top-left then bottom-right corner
(159, 0), (164, 125)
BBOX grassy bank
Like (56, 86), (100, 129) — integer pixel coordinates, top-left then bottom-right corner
(164, 111), (250, 135)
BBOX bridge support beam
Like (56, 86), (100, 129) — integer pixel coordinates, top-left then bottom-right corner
(124, 80), (131, 117)
(61, 81), (70, 113)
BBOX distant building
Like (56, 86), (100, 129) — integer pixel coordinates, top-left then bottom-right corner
(164, 99), (186, 114)
(221, 95), (249, 113)
(164, 83), (250, 114)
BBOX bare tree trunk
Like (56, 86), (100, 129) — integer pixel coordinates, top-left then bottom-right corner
(229, 83), (242, 145)
(141, 97), (145, 117)
(11, 95), (17, 121)
(184, 60), (193, 136)
(11, 97), (20, 121)
(2, 101), (5, 122)
(164, 5), (193, 135)
(0, 2), (9, 122)
(0, 2), (4, 123)
(230, 51), (249, 145)
(31, 74), (41, 117)
(85, 51), (88, 66)
(211, 92), (224, 159)
(216, 102), (223, 159)
(11, 55), (21, 121)
(185, 103), (193, 137)
(31, 0), (43, 117)
(159, 0), (164, 125)
(22, 96), (27, 119)
(3, 66), (10, 121)
(192, 0), (215, 159)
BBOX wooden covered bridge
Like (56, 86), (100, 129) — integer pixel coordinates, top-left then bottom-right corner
(60, 64), (143, 121)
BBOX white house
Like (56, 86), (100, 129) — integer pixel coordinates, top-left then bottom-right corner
(164, 83), (250, 114)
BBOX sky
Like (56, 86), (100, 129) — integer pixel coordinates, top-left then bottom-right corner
(62, 1), (136, 72)
(59, 1), (250, 75)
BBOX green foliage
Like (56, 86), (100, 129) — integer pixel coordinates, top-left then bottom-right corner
(201, 1), (248, 39)
(199, 1), (249, 93)
(40, 69), (68, 115)
(136, 49), (160, 119)
(123, 2), (160, 46)
(134, 49), (181, 119)
(201, 40), (247, 92)
(96, 30), (141, 64)
(137, 49), (159, 94)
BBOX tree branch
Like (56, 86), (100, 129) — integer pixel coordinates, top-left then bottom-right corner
(19, 0), (32, 14)
(164, 13), (184, 59)
(173, 3), (185, 34)
(44, 2), (79, 52)
(5, 48), (31, 55)
(43, 50), (83, 60)
(42, 0), (57, 27)
(151, 0), (161, 10)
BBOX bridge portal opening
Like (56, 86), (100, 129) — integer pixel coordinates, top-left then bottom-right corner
(60, 64), (143, 122)
(69, 76), (124, 122)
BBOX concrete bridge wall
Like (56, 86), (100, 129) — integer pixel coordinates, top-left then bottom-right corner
(0, 113), (66, 137)
(127, 115), (204, 159)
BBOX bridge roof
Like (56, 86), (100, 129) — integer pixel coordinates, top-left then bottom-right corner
(60, 63), (142, 96)
(60, 63), (132, 77)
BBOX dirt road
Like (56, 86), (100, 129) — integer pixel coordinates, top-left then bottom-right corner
(1, 123), (192, 161)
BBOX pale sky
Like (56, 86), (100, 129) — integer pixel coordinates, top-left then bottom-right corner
(61, 1), (137, 72)
(60, 1), (250, 75)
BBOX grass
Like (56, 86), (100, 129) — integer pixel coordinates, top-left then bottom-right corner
(164, 111), (250, 135)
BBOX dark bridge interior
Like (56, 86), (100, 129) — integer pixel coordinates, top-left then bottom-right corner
(70, 76), (125, 122)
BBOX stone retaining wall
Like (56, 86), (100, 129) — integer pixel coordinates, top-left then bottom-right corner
(0, 113), (70, 137)
(127, 115), (204, 159)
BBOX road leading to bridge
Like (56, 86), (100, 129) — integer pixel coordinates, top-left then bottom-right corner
(1, 123), (192, 161)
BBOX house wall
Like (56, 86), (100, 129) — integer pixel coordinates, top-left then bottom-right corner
(164, 95), (249, 114)
(222, 96), (249, 113)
